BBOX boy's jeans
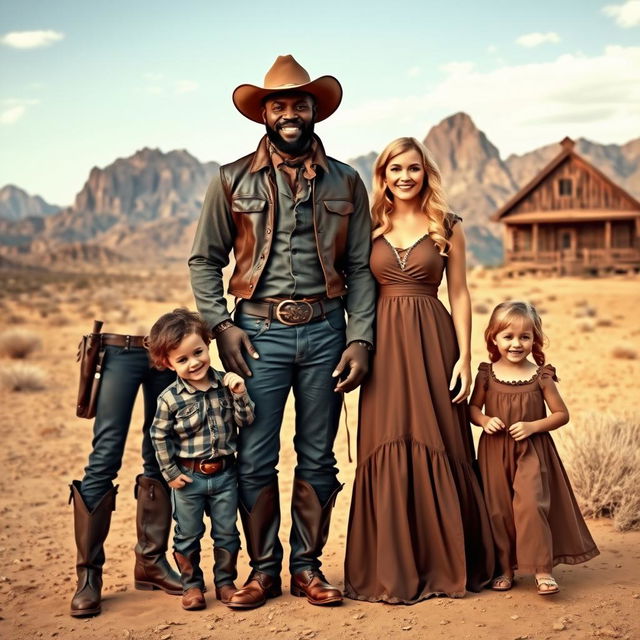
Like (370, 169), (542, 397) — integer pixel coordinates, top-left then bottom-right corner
(172, 463), (240, 589)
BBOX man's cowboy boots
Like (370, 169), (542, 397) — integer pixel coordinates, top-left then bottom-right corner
(69, 481), (117, 617)
(174, 551), (206, 610)
(228, 483), (283, 609)
(213, 547), (239, 606)
(289, 477), (343, 605)
(133, 475), (182, 595)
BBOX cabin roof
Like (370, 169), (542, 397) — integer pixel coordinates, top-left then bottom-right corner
(492, 137), (640, 222)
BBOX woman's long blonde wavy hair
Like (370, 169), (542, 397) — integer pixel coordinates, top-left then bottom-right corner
(371, 137), (451, 255)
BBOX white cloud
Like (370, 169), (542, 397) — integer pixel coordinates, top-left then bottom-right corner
(1, 106), (26, 125)
(516, 32), (561, 47)
(487, 45), (498, 54)
(332, 45), (640, 159)
(406, 66), (421, 78)
(603, 0), (640, 27)
(175, 80), (199, 94)
(440, 61), (475, 75)
(1, 30), (64, 49)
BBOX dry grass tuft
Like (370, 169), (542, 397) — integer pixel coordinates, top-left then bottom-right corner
(596, 318), (614, 327)
(574, 305), (597, 318)
(576, 320), (595, 333)
(0, 362), (46, 392)
(556, 412), (640, 531)
(473, 303), (490, 314)
(0, 328), (42, 359)
(611, 344), (638, 360)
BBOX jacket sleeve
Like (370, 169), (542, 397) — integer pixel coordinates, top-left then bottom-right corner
(189, 169), (236, 331)
(344, 171), (375, 345)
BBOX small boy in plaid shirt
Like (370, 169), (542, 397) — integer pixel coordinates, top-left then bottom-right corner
(148, 308), (254, 611)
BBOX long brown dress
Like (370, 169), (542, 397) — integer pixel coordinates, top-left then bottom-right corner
(472, 362), (599, 575)
(344, 220), (495, 604)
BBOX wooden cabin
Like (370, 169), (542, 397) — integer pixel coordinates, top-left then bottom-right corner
(492, 137), (640, 276)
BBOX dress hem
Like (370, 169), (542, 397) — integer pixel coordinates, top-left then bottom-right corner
(343, 586), (466, 605)
(513, 547), (600, 573)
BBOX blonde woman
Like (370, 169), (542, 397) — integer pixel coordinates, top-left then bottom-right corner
(344, 137), (494, 603)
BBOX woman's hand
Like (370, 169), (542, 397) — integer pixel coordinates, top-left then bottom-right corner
(168, 474), (193, 490)
(449, 357), (471, 404)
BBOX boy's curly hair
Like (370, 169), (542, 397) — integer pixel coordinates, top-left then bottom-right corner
(147, 308), (211, 369)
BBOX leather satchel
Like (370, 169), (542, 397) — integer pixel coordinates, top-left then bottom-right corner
(76, 320), (105, 419)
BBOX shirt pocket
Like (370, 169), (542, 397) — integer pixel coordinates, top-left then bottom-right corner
(174, 401), (204, 438)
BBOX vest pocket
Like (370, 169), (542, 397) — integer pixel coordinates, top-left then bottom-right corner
(232, 196), (268, 213)
(323, 200), (354, 215)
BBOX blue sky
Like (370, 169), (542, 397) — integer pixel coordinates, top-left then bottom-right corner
(1, 0), (639, 205)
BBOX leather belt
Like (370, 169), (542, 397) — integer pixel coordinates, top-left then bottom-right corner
(177, 455), (235, 475)
(101, 333), (147, 349)
(240, 296), (342, 326)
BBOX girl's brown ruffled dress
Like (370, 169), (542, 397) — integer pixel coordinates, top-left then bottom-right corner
(472, 363), (599, 575)
(344, 218), (495, 604)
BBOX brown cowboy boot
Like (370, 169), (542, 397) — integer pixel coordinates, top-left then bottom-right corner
(227, 483), (283, 609)
(213, 547), (239, 605)
(69, 481), (117, 617)
(289, 477), (343, 605)
(133, 475), (182, 595)
(174, 551), (206, 610)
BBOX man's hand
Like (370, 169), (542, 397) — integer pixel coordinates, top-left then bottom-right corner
(168, 474), (193, 490)
(482, 416), (506, 435)
(332, 342), (370, 393)
(216, 325), (259, 377)
(223, 371), (246, 394)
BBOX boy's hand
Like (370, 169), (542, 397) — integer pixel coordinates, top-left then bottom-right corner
(223, 372), (246, 394)
(168, 474), (193, 490)
(508, 421), (536, 441)
(483, 416), (505, 434)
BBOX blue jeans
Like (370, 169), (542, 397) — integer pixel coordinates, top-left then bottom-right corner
(171, 464), (240, 588)
(235, 306), (346, 575)
(80, 345), (176, 510)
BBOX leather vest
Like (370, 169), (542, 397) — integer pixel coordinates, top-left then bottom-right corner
(219, 151), (360, 299)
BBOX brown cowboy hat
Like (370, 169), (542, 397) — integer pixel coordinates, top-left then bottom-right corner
(232, 54), (343, 124)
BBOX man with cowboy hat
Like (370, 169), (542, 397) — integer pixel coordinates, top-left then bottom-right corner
(189, 54), (375, 609)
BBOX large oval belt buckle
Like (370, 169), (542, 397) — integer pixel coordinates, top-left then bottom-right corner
(275, 300), (313, 326)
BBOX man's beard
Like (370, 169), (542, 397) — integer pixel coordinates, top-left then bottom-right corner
(266, 119), (315, 156)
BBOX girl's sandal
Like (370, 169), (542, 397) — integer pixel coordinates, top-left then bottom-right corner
(491, 575), (513, 591)
(535, 577), (559, 595)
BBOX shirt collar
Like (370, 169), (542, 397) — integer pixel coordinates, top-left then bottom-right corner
(249, 134), (330, 175)
(175, 367), (220, 394)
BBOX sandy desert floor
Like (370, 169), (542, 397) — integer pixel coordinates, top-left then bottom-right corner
(0, 264), (639, 640)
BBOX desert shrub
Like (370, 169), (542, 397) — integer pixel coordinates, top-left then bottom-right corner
(611, 344), (638, 360)
(576, 320), (595, 332)
(555, 412), (640, 531)
(547, 294), (557, 302)
(0, 362), (46, 391)
(0, 328), (42, 358)
(48, 314), (71, 327)
(574, 305), (597, 318)
(473, 303), (490, 314)
(596, 318), (614, 327)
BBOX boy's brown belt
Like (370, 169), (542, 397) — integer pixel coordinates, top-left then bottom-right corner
(240, 296), (342, 326)
(177, 455), (235, 475)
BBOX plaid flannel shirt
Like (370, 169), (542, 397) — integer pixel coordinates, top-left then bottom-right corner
(150, 367), (255, 482)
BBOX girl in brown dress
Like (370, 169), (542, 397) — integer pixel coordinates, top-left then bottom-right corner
(344, 137), (494, 604)
(469, 301), (599, 595)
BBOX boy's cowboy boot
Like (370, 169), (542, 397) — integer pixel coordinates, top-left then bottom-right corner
(213, 547), (239, 605)
(133, 475), (182, 595)
(289, 477), (343, 605)
(227, 482), (283, 609)
(69, 480), (117, 617)
(174, 551), (206, 610)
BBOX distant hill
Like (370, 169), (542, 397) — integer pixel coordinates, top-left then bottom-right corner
(1, 118), (638, 267)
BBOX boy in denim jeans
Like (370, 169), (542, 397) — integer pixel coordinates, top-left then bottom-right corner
(148, 308), (254, 610)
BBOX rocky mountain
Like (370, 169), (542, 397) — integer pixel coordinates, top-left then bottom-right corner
(1, 116), (638, 267)
(0, 185), (60, 221)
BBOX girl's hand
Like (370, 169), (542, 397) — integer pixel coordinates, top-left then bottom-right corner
(449, 358), (471, 403)
(508, 421), (536, 441)
(223, 372), (246, 394)
(483, 416), (505, 434)
(169, 474), (193, 490)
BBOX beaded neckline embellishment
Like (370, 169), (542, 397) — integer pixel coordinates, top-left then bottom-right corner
(383, 233), (429, 271)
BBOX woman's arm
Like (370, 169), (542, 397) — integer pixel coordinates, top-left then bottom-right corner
(445, 223), (472, 402)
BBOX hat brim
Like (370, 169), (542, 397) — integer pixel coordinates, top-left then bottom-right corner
(232, 75), (343, 124)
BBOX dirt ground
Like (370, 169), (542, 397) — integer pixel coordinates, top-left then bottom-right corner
(0, 266), (639, 640)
